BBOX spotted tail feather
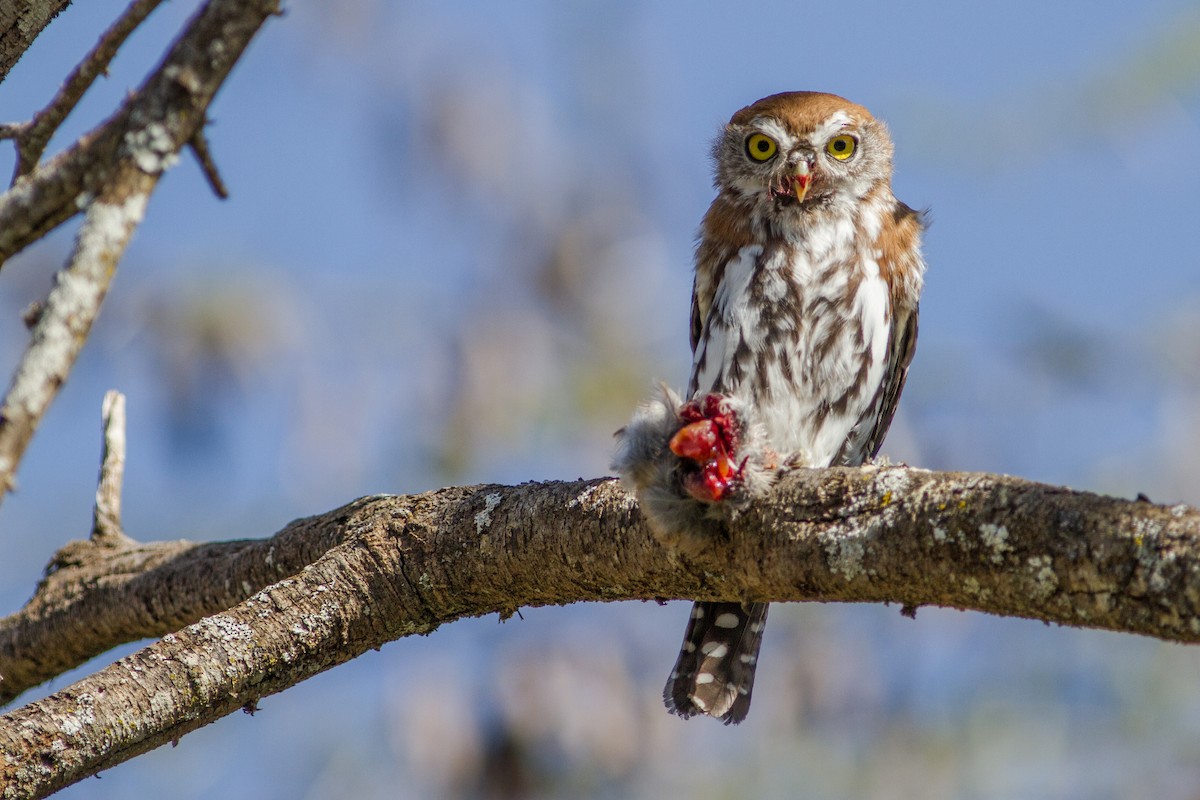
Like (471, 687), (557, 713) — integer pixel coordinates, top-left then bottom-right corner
(664, 601), (768, 725)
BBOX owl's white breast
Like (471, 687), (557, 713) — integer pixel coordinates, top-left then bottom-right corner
(689, 214), (892, 467)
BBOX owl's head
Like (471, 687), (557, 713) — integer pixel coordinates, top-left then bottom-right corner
(712, 91), (895, 213)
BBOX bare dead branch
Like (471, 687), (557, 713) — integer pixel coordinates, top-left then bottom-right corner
(0, 0), (280, 271)
(187, 124), (229, 199)
(7, 0), (168, 180)
(0, 166), (155, 504)
(90, 390), (131, 544)
(0, 0), (281, 510)
(0, 468), (1196, 797)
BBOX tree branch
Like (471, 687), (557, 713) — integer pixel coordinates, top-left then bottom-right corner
(0, 0), (73, 84)
(0, 502), (359, 706)
(186, 123), (228, 199)
(0, 0), (280, 510)
(0, 468), (1196, 797)
(2, 0), (167, 180)
(0, 0), (279, 272)
(90, 390), (130, 544)
(0, 166), (154, 502)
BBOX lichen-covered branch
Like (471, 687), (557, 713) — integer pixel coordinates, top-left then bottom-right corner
(0, 391), (351, 708)
(2, 0), (167, 179)
(0, 167), (153, 504)
(0, 0), (279, 271)
(0, 0), (280, 510)
(1, 468), (1197, 798)
(0, 503), (357, 707)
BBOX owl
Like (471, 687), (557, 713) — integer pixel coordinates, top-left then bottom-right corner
(614, 91), (926, 724)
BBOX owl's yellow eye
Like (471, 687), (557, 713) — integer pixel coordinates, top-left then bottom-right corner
(745, 133), (778, 162)
(826, 134), (857, 161)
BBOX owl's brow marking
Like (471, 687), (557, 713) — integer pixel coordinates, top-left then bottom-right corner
(746, 117), (795, 148)
(811, 111), (855, 144)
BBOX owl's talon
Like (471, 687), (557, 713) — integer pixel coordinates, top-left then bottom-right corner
(681, 453), (739, 502)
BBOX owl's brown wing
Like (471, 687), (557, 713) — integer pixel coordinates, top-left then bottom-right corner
(865, 302), (919, 462)
(839, 199), (926, 466)
(832, 300), (918, 466)
(688, 277), (704, 354)
(689, 221), (739, 355)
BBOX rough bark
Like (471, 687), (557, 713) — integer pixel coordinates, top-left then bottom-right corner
(0, 0), (72, 84)
(0, 506), (355, 706)
(1, 468), (1197, 798)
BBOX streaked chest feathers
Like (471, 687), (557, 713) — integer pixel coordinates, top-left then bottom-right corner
(689, 212), (891, 467)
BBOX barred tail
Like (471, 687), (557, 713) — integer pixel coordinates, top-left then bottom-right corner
(663, 601), (768, 724)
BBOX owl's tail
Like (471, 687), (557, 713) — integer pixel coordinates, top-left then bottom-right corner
(663, 600), (768, 725)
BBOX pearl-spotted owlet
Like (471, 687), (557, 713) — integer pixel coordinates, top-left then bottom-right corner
(614, 91), (926, 724)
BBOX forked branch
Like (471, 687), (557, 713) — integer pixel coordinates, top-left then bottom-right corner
(0, 0), (279, 513)
(1, 0), (167, 179)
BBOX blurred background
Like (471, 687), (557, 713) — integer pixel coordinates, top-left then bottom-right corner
(2, 1), (1200, 797)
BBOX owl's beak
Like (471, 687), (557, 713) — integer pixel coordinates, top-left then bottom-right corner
(791, 162), (811, 203)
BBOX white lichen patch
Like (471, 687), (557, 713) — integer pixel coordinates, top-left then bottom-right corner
(76, 193), (149, 267)
(289, 601), (341, 638)
(475, 492), (502, 534)
(1149, 550), (1177, 593)
(571, 482), (638, 513)
(148, 689), (178, 718)
(873, 468), (912, 503)
(58, 694), (95, 736)
(819, 530), (865, 581)
(1132, 516), (1161, 544)
(978, 523), (1012, 564)
(569, 483), (602, 510)
(200, 614), (254, 641)
(1026, 555), (1058, 601)
(124, 122), (179, 174)
(1131, 517), (1176, 593)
